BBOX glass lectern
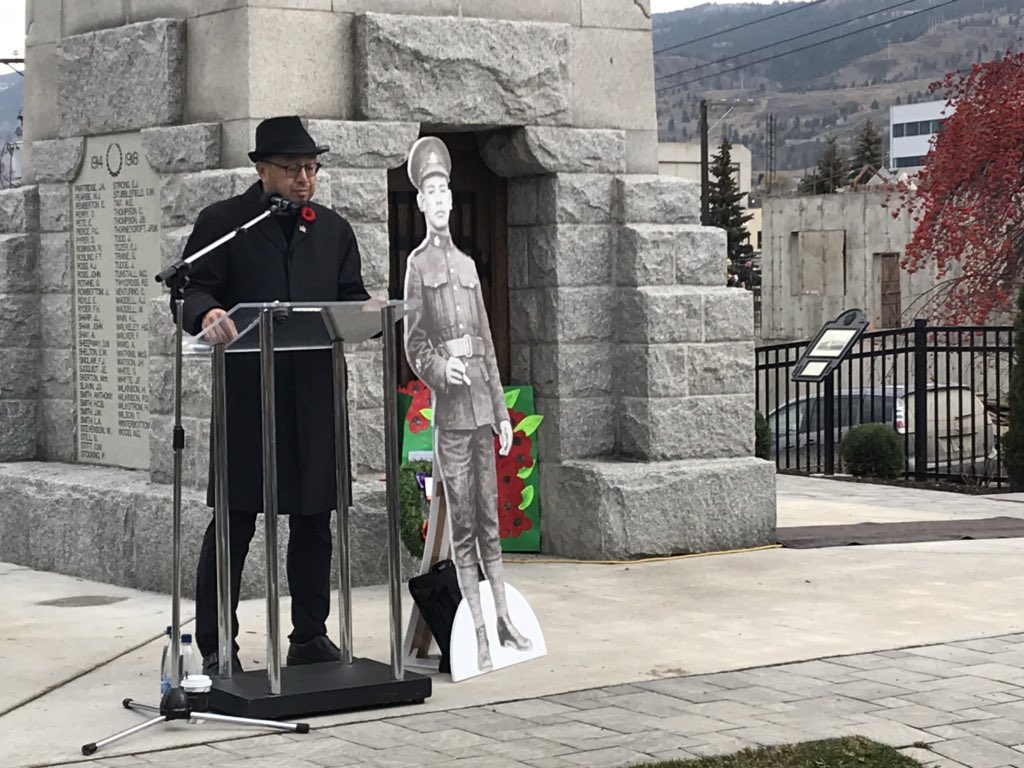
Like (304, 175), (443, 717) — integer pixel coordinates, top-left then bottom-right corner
(187, 299), (430, 719)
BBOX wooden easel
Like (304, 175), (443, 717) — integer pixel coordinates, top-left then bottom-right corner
(401, 479), (452, 669)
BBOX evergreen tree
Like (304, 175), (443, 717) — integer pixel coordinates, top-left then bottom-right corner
(798, 169), (821, 195)
(815, 136), (847, 194)
(849, 120), (885, 181)
(707, 138), (753, 261)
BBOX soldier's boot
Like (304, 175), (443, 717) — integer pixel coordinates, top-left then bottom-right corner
(457, 565), (492, 672)
(482, 557), (533, 652)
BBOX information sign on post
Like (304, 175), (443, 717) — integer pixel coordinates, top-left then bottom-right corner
(790, 308), (870, 476)
(791, 308), (870, 383)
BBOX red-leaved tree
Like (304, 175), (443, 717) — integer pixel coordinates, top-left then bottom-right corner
(890, 51), (1024, 324)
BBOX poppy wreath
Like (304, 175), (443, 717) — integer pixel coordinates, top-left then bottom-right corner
(398, 459), (433, 559)
(300, 205), (316, 223)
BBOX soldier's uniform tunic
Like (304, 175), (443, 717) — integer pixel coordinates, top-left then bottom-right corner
(404, 233), (508, 567)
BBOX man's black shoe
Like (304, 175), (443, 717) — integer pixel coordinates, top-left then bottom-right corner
(202, 651), (243, 676)
(287, 635), (341, 666)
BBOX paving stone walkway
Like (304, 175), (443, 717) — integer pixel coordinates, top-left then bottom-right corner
(71, 633), (1024, 768)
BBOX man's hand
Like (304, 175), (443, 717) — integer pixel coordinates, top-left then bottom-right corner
(498, 420), (513, 456)
(201, 308), (238, 344)
(361, 295), (389, 312)
(445, 357), (471, 386)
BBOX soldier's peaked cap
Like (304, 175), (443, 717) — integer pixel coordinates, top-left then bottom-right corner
(407, 136), (451, 191)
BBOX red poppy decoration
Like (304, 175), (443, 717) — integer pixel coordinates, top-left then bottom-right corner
(497, 480), (524, 513)
(401, 380), (433, 432)
(300, 206), (316, 223)
(498, 505), (533, 539)
(494, 420), (534, 471)
(402, 380), (428, 398)
(498, 471), (525, 497)
(509, 513), (533, 537)
(508, 433), (534, 470)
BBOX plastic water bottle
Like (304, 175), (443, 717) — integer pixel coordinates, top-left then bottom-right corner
(180, 634), (198, 680)
(159, 626), (173, 695)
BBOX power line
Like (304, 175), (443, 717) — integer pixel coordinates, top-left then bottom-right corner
(654, 0), (829, 55)
(656, 0), (964, 93)
(656, 0), (924, 83)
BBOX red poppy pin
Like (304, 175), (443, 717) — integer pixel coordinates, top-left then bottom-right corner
(300, 206), (316, 223)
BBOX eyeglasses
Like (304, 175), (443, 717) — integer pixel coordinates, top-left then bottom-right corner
(263, 160), (322, 178)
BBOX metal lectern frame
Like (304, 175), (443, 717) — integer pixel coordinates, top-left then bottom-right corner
(189, 299), (430, 719)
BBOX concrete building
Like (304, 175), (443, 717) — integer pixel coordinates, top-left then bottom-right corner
(0, 0), (774, 594)
(889, 99), (952, 172)
(657, 141), (752, 195)
(760, 189), (935, 343)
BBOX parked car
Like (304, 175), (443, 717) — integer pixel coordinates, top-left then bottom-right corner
(767, 384), (998, 477)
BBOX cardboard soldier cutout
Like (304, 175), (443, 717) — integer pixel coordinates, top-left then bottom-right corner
(402, 136), (544, 679)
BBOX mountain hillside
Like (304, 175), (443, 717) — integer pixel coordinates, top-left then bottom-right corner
(654, 0), (1024, 173)
(0, 72), (24, 143)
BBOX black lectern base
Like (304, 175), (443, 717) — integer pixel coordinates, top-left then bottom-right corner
(208, 658), (432, 720)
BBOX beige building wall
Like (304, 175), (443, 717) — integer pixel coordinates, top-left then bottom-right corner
(657, 141), (759, 248)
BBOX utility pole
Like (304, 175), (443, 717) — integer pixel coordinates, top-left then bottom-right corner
(699, 98), (709, 226)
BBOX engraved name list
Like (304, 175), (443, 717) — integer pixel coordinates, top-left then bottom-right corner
(72, 133), (161, 469)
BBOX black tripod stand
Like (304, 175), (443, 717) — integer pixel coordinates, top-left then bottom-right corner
(83, 203), (310, 756)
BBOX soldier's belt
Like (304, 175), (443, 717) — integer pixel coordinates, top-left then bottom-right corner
(443, 335), (486, 358)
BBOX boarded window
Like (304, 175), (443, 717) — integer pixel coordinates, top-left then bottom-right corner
(789, 230), (847, 297)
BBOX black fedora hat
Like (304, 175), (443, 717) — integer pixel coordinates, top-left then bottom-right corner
(248, 116), (329, 162)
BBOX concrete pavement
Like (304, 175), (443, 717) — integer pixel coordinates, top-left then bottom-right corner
(66, 634), (1024, 768)
(3, 475), (1024, 767)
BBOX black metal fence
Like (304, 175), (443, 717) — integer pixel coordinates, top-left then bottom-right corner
(755, 319), (1014, 487)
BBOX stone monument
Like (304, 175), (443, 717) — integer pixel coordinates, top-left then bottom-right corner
(0, 0), (775, 594)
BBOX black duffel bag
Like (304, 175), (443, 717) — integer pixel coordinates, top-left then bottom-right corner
(407, 559), (463, 674)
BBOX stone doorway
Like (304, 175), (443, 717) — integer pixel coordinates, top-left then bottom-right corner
(388, 132), (510, 385)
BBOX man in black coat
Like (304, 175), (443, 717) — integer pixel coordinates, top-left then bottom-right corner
(179, 116), (372, 674)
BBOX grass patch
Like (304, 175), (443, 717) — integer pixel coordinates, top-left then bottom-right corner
(638, 736), (923, 767)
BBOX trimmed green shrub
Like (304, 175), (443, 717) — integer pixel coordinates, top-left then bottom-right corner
(399, 460), (432, 559)
(755, 411), (772, 460)
(840, 423), (904, 479)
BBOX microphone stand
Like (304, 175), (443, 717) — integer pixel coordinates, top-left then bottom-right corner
(83, 203), (310, 756)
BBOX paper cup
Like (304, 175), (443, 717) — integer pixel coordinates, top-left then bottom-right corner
(182, 674), (212, 711)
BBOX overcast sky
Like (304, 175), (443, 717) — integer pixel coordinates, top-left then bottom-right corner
(0, 0), (783, 65)
(0, 0), (25, 66)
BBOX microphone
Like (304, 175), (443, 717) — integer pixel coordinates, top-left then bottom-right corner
(260, 191), (302, 214)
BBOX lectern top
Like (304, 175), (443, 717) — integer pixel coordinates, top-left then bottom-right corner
(186, 299), (420, 354)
